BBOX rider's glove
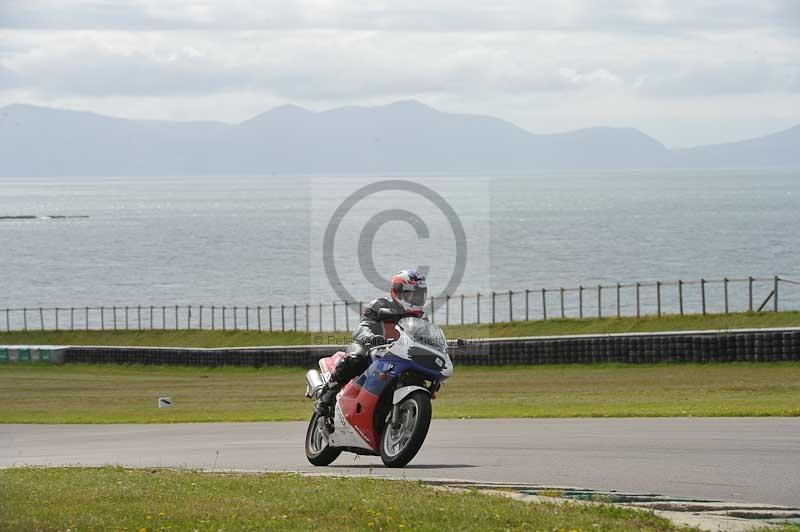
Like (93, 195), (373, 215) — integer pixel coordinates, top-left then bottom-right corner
(368, 335), (386, 346)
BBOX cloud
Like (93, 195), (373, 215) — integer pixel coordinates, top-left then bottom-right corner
(0, 31), (633, 99)
(634, 60), (800, 97)
(1, 0), (799, 33)
(5, 46), (248, 96)
(1, 0), (799, 147)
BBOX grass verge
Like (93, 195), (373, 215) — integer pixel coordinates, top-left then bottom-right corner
(0, 467), (692, 531)
(1, 310), (799, 348)
(1, 363), (798, 423)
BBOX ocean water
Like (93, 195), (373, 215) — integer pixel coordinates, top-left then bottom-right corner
(1, 170), (798, 329)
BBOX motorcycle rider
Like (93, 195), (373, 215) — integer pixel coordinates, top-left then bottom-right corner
(315, 269), (428, 416)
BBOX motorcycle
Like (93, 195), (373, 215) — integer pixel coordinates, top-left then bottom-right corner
(303, 316), (454, 468)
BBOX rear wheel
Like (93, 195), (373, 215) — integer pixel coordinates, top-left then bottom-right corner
(305, 412), (341, 466)
(380, 391), (432, 468)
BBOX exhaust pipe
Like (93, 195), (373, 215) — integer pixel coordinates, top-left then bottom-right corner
(305, 369), (324, 398)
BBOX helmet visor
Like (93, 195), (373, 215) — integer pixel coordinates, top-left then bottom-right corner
(401, 286), (427, 307)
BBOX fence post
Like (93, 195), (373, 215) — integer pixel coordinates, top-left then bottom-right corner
(71, 307), (74, 331)
(40, 307), (44, 331)
(306, 304), (310, 332)
(199, 305), (203, 330)
(616, 283), (621, 318)
(233, 306), (238, 330)
(281, 304), (286, 332)
(162, 306), (166, 329)
(542, 289), (547, 321)
(245, 306), (249, 330)
(54, 308), (59, 330)
(125, 306), (129, 329)
(112, 306), (117, 330)
(748, 276), (754, 312)
(137, 305), (141, 330)
(149, 306), (153, 330)
(6, 308), (9, 332)
(723, 277), (729, 314)
(508, 290), (513, 322)
(211, 306), (215, 330)
(597, 285), (602, 318)
(578, 285), (583, 319)
(446, 295), (450, 325)
(656, 281), (662, 317)
(101, 306), (105, 330)
(525, 289), (530, 321)
(635, 283), (640, 318)
(461, 295), (465, 325)
(476, 292), (481, 324)
(175, 305), (179, 330)
(23, 308), (28, 331)
(86, 307), (89, 330)
(678, 280), (684, 316)
(430, 297), (436, 325)
(257, 306), (261, 332)
(560, 288), (565, 318)
(222, 306), (226, 330)
(344, 302), (349, 331)
(491, 291), (496, 324)
(701, 279), (706, 315)
(270, 305), (274, 332)
(774, 275), (779, 312)
(293, 304), (297, 331)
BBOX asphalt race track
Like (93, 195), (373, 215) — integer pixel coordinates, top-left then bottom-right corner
(2, 418), (798, 507)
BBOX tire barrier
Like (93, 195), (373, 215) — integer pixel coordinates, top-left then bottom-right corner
(0, 346), (67, 364)
(453, 328), (800, 365)
(41, 327), (800, 367)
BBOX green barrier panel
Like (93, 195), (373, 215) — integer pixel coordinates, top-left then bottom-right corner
(0, 348), (8, 362)
(18, 348), (31, 362)
(39, 349), (51, 362)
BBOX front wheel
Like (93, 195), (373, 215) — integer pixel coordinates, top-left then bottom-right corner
(380, 391), (432, 468)
(305, 412), (341, 466)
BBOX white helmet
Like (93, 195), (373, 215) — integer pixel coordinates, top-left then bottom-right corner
(390, 269), (427, 311)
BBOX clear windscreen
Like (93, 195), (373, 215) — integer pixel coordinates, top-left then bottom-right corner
(397, 317), (447, 352)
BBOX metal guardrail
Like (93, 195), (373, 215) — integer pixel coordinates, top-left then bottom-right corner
(1, 275), (797, 333)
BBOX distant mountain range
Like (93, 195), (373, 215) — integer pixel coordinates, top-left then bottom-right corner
(1, 100), (798, 176)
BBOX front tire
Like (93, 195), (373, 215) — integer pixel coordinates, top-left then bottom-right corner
(305, 412), (341, 466)
(380, 391), (432, 468)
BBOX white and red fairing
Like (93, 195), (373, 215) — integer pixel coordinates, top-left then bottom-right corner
(317, 351), (382, 452)
(317, 323), (401, 451)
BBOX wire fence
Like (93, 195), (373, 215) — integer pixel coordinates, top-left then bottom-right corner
(2, 275), (799, 333)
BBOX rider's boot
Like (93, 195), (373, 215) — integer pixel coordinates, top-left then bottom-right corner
(314, 381), (340, 417)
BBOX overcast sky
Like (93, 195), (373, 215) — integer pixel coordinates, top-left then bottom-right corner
(1, 0), (798, 147)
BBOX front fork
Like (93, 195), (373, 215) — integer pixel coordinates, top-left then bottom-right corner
(390, 404), (401, 429)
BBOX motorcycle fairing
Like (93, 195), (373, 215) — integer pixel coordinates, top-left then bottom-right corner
(381, 351), (448, 382)
(328, 357), (395, 451)
(386, 332), (453, 379)
(319, 352), (345, 383)
(382, 321), (401, 340)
